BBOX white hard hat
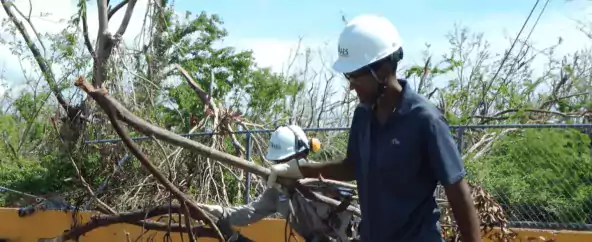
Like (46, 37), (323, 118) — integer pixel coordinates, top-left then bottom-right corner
(265, 125), (309, 161)
(333, 14), (403, 73)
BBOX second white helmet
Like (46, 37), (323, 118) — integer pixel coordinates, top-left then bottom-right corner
(265, 125), (309, 161)
(332, 14), (403, 74)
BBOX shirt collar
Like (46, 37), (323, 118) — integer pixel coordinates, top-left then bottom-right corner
(358, 79), (415, 116)
(393, 79), (413, 116)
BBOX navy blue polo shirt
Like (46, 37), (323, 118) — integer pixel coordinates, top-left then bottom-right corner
(346, 79), (466, 242)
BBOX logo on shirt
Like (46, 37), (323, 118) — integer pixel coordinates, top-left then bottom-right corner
(392, 138), (400, 145)
(278, 194), (287, 202)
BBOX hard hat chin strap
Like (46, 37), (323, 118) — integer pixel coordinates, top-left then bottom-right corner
(371, 48), (404, 107)
(371, 82), (387, 109)
(368, 69), (387, 107)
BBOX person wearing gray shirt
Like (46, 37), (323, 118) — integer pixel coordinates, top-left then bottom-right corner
(199, 125), (355, 242)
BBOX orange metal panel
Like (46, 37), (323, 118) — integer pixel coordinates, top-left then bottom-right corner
(0, 208), (590, 242)
(0, 208), (302, 241)
(482, 228), (592, 242)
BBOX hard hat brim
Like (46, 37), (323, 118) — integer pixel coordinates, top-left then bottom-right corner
(332, 58), (365, 74)
(265, 151), (294, 161)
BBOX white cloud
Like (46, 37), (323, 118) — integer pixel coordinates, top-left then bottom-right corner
(470, 5), (590, 56)
(0, 81), (5, 96)
(0, 0), (75, 84)
(214, 3), (592, 114)
(229, 3), (591, 89)
(230, 38), (299, 72)
(421, 3), (592, 90)
(227, 37), (334, 75)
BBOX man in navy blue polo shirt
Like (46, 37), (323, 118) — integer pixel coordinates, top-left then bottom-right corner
(266, 14), (481, 242)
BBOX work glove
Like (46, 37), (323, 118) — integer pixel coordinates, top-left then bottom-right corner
(198, 204), (224, 219)
(266, 159), (303, 189)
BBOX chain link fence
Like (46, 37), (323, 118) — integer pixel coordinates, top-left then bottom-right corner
(450, 124), (592, 230)
(86, 124), (592, 230)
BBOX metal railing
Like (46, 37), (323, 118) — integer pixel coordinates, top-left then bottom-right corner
(85, 123), (592, 230)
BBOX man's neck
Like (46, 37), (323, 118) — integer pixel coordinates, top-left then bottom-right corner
(375, 78), (403, 114)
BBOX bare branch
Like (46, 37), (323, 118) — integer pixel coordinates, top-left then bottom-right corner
(96, 0), (109, 40)
(79, 0), (95, 55)
(12, 0), (46, 54)
(108, 0), (130, 20)
(299, 178), (357, 190)
(1, 0), (70, 111)
(74, 77), (225, 240)
(115, 0), (137, 37)
(174, 64), (215, 111)
(74, 76), (360, 216)
(50, 118), (116, 213)
(40, 205), (219, 242)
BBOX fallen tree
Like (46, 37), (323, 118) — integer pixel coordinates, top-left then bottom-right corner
(2, 0), (360, 240)
(38, 205), (219, 242)
(40, 74), (361, 241)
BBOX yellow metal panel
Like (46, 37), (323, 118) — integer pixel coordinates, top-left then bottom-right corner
(483, 228), (592, 242)
(0, 208), (302, 242)
(0, 208), (590, 242)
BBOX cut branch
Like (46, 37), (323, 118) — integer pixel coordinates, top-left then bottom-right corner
(74, 78), (225, 241)
(74, 76), (360, 216)
(299, 178), (357, 190)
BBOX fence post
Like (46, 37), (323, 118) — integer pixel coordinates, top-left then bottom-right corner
(456, 127), (465, 153)
(244, 130), (252, 204)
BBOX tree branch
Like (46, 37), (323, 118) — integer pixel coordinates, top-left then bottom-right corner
(74, 77), (225, 241)
(1, 0), (70, 111)
(96, 0), (109, 40)
(472, 108), (580, 123)
(40, 205), (219, 242)
(115, 0), (137, 37)
(108, 0), (129, 20)
(74, 76), (359, 215)
(79, 0), (95, 56)
(93, 0), (112, 87)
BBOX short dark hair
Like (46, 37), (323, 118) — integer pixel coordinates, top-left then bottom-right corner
(368, 47), (404, 72)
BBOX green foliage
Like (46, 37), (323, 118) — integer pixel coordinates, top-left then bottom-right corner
(467, 128), (592, 223)
(1, 0), (591, 228)
(0, 109), (105, 206)
(155, 9), (304, 129)
(0, 158), (48, 205)
(243, 69), (304, 116)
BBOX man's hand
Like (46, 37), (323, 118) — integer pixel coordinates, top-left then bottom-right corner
(266, 159), (303, 188)
(198, 204), (224, 218)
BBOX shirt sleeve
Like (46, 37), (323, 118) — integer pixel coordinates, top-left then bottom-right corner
(345, 105), (368, 164)
(424, 114), (466, 185)
(220, 188), (278, 226)
(345, 125), (357, 165)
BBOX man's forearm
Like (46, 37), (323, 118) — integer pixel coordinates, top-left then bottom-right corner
(444, 179), (482, 242)
(299, 158), (356, 182)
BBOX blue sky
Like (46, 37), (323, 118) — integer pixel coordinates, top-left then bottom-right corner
(176, 0), (569, 40)
(0, 0), (590, 96)
(165, 0), (590, 72)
